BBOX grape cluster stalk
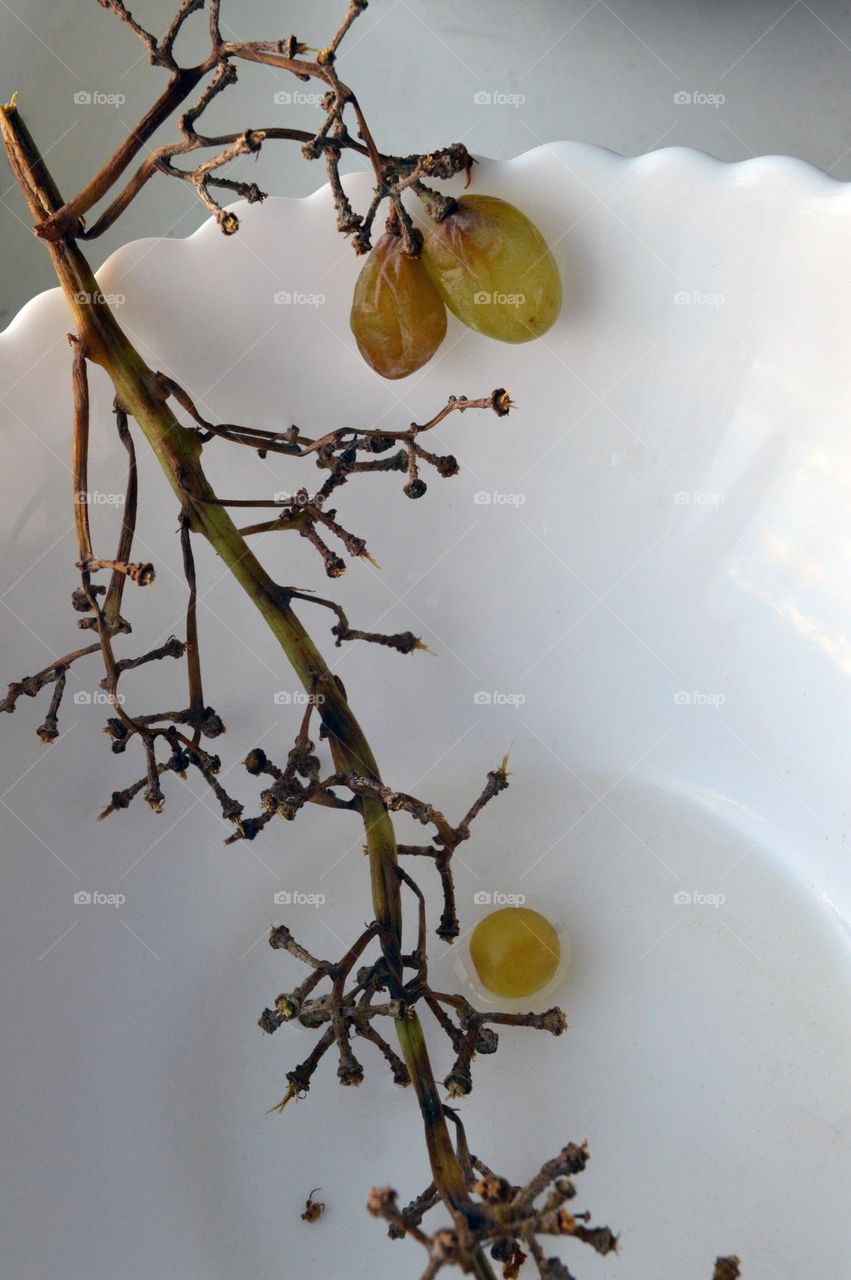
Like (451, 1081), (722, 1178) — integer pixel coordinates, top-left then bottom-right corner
(0, 4), (740, 1279)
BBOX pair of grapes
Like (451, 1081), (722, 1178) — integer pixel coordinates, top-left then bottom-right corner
(350, 195), (562, 379)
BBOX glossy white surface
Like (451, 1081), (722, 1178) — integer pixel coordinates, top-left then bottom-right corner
(1, 145), (849, 1280)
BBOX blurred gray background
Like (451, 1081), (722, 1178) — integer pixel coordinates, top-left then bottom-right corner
(3, 0), (851, 324)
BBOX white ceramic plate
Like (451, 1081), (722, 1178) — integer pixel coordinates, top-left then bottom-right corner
(1, 145), (849, 1280)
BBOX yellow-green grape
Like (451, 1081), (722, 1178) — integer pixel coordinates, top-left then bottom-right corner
(421, 195), (562, 344)
(350, 231), (447, 379)
(469, 906), (561, 998)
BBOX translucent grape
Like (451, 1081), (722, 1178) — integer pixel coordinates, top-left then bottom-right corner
(469, 906), (561, 998)
(422, 195), (562, 343)
(350, 232), (447, 379)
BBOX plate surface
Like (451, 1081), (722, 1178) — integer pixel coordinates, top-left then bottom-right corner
(1, 144), (849, 1280)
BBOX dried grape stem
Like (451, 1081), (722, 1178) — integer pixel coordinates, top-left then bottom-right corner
(0, 643), (100, 714)
(0, 99), (488, 1272)
(102, 404), (138, 629)
(30, 2), (471, 249)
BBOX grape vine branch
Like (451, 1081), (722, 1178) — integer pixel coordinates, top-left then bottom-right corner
(0, 4), (740, 1279)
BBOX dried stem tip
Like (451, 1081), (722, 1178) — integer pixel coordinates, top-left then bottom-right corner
(80, 558), (156, 585)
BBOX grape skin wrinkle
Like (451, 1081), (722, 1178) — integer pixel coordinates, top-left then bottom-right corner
(422, 195), (562, 343)
(350, 231), (447, 378)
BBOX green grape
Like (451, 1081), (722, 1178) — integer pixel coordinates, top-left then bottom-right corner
(350, 231), (447, 379)
(421, 195), (562, 343)
(469, 906), (561, 998)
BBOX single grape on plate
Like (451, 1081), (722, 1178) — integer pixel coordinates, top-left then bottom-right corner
(469, 906), (561, 998)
